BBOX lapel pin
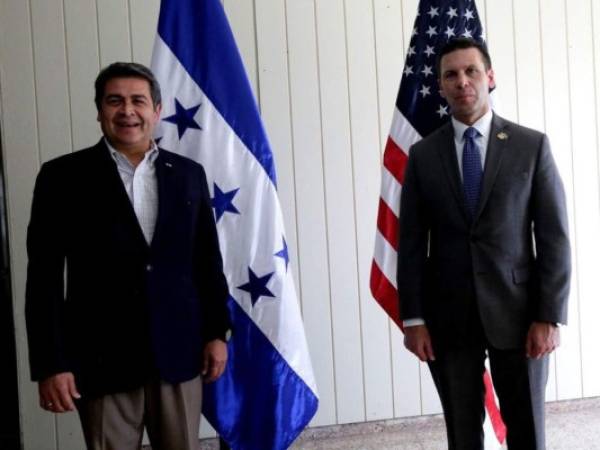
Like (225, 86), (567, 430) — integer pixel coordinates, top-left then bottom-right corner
(497, 131), (508, 140)
(165, 162), (173, 168)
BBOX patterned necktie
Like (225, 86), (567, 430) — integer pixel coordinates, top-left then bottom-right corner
(462, 127), (483, 220)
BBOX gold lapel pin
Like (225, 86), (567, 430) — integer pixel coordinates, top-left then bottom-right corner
(497, 131), (508, 140)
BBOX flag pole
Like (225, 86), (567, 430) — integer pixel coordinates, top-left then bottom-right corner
(219, 437), (230, 450)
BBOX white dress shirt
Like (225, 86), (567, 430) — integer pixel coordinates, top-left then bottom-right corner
(106, 138), (159, 245)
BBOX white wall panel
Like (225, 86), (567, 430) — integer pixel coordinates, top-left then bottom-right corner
(485, 0), (518, 122)
(30, 0), (72, 162)
(512, 0), (559, 402)
(539, 0), (583, 402)
(566, 0), (600, 398)
(254, 0), (301, 298)
(130, 0), (160, 65)
(0, 1), (51, 449)
(63, 0), (101, 149)
(345, 0), (395, 422)
(97, 0), (132, 65)
(3, 2), (600, 449)
(305, 0), (366, 425)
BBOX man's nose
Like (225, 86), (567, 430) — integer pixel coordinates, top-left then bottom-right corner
(119, 101), (135, 114)
(456, 73), (469, 88)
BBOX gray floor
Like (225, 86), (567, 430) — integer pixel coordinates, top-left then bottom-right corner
(199, 397), (600, 450)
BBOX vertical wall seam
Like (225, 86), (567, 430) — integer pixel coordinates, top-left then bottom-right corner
(562, 0), (585, 398)
(510, 0), (520, 123)
(252, 0), (261, 111)
(95, 0), (101, 68)
(28, 0), (42, 167)
(586, 0), (600, 398)
(62, 0), (74, 153)
(371, 0), (397, 420)
(342, 0), (368, 423)
(126, 0), (134, 61)
(534, 0), (558, 399)
(281, 0), (301, 315)
(26, 0), (54, 442)
(314, 0), (340, 425)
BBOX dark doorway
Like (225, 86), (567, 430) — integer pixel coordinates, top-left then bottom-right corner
(0, 130), (21, 449)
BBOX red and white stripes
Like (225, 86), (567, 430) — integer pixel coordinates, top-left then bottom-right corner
(371, 108), (420, 328)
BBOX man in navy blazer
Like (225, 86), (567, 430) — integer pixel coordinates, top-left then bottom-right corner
(398, 39), (570, 449)
(25, 62), (231, 450)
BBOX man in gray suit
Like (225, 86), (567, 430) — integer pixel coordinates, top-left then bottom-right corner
(398, 38), (571, 450)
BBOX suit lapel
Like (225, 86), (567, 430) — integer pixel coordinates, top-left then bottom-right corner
(94, 140), (150, 250)
(435, 123), (471, 222)
(152, 150), (176, 248)
(473, 113), (508, 223)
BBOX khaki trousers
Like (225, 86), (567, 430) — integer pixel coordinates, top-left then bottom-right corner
(77, 376), (202, 450)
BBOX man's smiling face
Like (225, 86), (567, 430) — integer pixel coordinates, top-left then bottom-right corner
(97, 77), (161, 153)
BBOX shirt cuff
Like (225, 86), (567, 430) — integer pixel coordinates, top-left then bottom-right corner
(403, 318), (425, 327)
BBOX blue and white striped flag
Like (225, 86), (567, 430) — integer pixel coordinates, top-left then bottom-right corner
(150, 0), (319, 448)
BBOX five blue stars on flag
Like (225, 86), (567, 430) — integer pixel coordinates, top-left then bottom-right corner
(275, 237), (290, 271)
(237, 268), (276, 306)
(212, 184), (240, 221)
(163, 98), (203, 139)
(160, 96), (290, 309)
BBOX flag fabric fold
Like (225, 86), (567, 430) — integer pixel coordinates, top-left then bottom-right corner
(151, 1), (318, 448)
(370, 0), (506, 447)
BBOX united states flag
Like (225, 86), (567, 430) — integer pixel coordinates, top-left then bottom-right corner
(370, 0), (506, 446)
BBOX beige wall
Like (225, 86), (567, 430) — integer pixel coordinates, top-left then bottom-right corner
(1, 0), (599, 448)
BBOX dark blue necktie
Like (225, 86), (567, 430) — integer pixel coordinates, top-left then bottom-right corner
(462, 127), (483, 219)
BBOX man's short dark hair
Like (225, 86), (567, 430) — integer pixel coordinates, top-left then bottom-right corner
(436, 38), (492, 76)
(94, 62), (161, 111)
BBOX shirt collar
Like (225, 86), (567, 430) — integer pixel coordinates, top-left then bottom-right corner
(105, 137), (159, 165)
(451, 108), (493, 141)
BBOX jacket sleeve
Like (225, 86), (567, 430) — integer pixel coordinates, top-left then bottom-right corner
(530, 134), (571, 324)
(397, 146), (430, 321)
(25, 162), (72, 381)
(193, 165), (232, 341)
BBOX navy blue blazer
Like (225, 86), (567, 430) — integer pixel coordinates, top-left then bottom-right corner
(25, 140), (231, 396)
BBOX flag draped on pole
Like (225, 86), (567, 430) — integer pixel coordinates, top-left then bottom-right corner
(151, 0), (319, 449)
(370, 0), (506, 446)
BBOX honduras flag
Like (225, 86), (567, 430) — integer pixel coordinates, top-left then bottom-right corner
(150, 0), (319, 448)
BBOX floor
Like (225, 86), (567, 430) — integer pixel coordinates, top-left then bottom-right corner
(199, 397), (600, 450)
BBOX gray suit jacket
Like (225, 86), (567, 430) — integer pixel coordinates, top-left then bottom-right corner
(397, 113), (571, 350)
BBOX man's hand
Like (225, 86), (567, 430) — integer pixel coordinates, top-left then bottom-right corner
(404, 325), (435, 362)
(38, 372), (81, 413)
(202, 339), (228, 383)
(526, 321), (560, 359)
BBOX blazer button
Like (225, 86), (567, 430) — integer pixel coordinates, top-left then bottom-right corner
(146, 264), (153, 272)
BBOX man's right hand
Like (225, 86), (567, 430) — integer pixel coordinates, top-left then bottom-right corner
(404, 325), (436, 362)
(38, 372), (81, 413)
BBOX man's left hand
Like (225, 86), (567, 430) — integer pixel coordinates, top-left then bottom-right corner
(526, 321), (560, 359)
(202, 339), (228, 383)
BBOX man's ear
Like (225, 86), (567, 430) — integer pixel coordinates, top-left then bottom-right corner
(487, 68), (496, 90)
(154, 103), (162, 117)
(438, 79), (446, 99)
